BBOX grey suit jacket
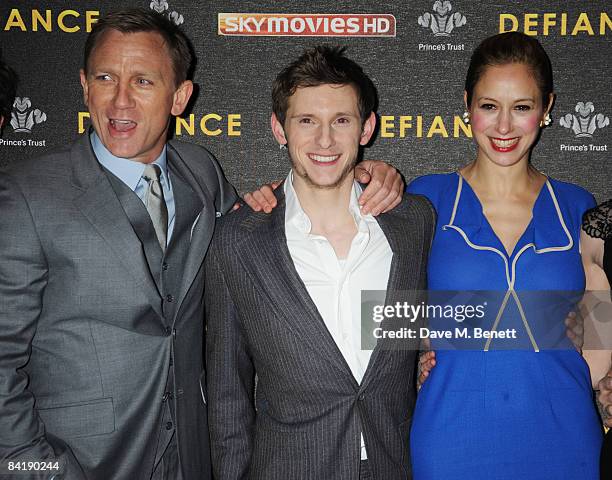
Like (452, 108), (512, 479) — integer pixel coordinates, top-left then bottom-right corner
(205, 187), (435, 480)
(0, 134), (237, 479)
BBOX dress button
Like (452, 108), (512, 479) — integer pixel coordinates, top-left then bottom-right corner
(165, 326), (172, 335)
(166, 294), (174, 303)
(165, 421), (173, 430)
(358, 394), (366, 401)
(162, 262), (169, 271)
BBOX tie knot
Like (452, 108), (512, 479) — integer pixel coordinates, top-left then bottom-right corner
(143, 164), (162, 182)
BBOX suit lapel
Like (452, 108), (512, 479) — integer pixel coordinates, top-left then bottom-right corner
(70, 135), (165, 321)
(360, 206), (424, 391)
(165, 145), (213, 320)
(234, 192), (359, 387)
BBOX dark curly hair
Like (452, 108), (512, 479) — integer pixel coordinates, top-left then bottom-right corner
(272, 45), (376, 125)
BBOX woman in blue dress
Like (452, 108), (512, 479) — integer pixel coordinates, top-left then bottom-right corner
(408, 32), (603, 479)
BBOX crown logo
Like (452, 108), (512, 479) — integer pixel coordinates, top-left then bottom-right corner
(560, 102), (610, 138)
(149, 0), (184, 25)
(10, 97), (47, 134)
(418, 1), (466, 36)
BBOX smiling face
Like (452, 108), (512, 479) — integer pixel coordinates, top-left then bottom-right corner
(80, 29), (192, 164)
(271, 83), (375, 191)
(467, 62), (552, 168)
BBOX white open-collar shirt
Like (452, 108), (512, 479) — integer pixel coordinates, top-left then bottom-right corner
(284, 170), (393, 459)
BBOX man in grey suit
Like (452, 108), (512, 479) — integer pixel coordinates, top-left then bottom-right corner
(0, 9), (236, 480)
(205, 46), (435, 480)
(0, 9), (403, 480)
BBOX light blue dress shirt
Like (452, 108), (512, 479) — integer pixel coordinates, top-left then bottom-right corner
(90, 132), (176, 244)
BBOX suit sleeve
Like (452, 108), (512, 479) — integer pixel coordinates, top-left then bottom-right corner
(208, 153), (239, 215)
(205, 242), (255, 480)
(0, 171), (86, 479)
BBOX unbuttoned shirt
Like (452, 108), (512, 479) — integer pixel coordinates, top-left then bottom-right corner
(284, 171), (393, 460)
(91, 131), (176, 244)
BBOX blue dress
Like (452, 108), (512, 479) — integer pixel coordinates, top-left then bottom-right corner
(408, 173), (603, 480)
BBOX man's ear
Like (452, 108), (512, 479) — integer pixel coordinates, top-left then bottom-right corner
(271, 113), (288, 146)
(170, 80), (194, 116)
(359, 112), (376, 146)
(80, 69), (89, 106)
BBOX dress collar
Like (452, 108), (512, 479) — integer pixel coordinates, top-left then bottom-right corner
(444, 173), (573, 257)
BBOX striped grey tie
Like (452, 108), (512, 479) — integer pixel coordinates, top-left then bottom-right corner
(142, 164), (168, 251)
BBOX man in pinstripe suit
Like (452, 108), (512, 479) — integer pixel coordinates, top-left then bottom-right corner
(205, 46), (435, 480)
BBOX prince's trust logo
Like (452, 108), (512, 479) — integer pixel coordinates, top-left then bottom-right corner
(0, 97), (47, 148)
(417, 1), (465, 52)
(10, 97), (46, 134)
(418, 1), (466, 36)
(559, 102), (609, 153)
(149, 0), (184, 26)
(560, 102), (609, 138)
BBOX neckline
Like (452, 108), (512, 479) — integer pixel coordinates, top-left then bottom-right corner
(453, 172), (549, 258)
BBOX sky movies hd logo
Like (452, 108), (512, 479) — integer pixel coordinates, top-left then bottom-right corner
(218, 13), (396, 37)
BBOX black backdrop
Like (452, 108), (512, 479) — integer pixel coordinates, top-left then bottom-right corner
(1, 1), (610, 200)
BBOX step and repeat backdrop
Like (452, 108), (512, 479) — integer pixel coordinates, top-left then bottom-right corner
(0, 1), (610, 200)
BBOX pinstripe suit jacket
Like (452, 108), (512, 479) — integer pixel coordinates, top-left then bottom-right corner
(204, 188), (435, 480)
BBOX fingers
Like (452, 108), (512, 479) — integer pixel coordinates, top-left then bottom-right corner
(417, 370), (429, 390)
(357, 161), (404, 216)
(564, 310), (584, 351)
(243, 192), (262, 212)
(381, 175), (404, 213)
(232, 202), (241, 211)
(243, 184), (278, 214)
(354, 164), (371, 184)
(417, 351), (436, 389)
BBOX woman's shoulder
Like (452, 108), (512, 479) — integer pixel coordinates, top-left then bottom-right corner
(406, 172), (458, 205)
(548, 177), (594, 201)
(548, 177), (596, 212)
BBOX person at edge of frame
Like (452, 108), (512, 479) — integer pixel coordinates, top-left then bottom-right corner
(0, 50), (18, 136)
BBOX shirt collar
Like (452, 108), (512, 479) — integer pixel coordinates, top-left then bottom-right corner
(90, 131), (168, 192)
(283, 170), (370, 235)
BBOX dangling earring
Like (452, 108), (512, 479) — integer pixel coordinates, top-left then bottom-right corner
(279, 143), (287, 150)
(543, 113), (552, 126)
(462, 111), (470, 124)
